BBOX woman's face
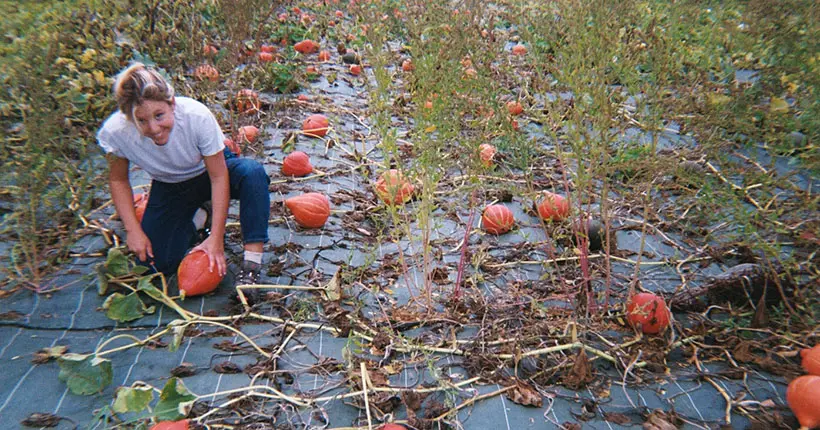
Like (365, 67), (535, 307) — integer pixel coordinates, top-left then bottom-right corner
(133, 99), (175, 145)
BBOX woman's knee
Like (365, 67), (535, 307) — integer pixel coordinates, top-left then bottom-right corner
(232, 159), (270, 187)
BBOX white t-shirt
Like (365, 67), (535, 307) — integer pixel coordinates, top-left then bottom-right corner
(97, 97), (226, 183)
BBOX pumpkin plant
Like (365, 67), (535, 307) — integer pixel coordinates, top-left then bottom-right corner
(285, 192), (330, 228)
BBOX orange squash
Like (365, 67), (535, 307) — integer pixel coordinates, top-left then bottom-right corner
(260, 44), (276, 53)
(318, 50), (331, 62)
(258, 51), (275, 62)
(349, 64), (362, 75)
(536, 191), (570, 222)
(479, 143), (496, 167)
(193, 64), (218, 82)
(150, 420), (189, 430)
(285, 193), (330, 228)
(401, 59), (414, 72)
(626, 293), (671, 335)
(801, 345), (820, 376)
(282, 151), (313, 177)
(482, 205), (514, 235)
(511, 44), (527, 55)
(787, 375), (820, 429)
(375, 169), (414, 205)
(302, 114), (329, 137)
(506, 101), (523, 116)
(294, 39), (320, 54)
(177, 250), (223, 297)
(238, 125), (259, 144)
(133, 192), (149, 223)
(234, 89), (260, 114)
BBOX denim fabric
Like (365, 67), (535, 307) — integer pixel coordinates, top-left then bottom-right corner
(138, 147), (271, 274)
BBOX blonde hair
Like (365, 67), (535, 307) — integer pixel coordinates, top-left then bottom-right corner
(112, 63), (175, 121)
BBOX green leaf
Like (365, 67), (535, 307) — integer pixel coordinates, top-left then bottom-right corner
(96, 264), (109, 295)
(57, 353), (112, 395)
(137, 277), (165, 301)
(154, 377), (196, 421)
(105, 248), (130, 277)
(168, 320), (187, 353)
(770, 97), (789, 113)
(103, 292), (154, 322)
(112, 386), (153, 414)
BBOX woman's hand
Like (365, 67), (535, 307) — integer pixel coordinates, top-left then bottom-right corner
(126, 228), (154, 263)
(191, 235), (226, 277)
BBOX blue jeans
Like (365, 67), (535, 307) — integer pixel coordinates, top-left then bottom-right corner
(139, 148), (270, 275)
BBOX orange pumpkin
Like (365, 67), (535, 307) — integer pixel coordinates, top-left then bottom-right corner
(379, 424), (406, 430)
(224, 137), (240, 156)
(511, 44), (527, 55)
(150, 420), (189, 430)
(626, 293), (671, 335)
(282, 151), (313, 176)
(133, 192), (149, 223)
(318, 50), (331, 62)
(258, 52), (275, 62)
(238, 125), (259, 144)
(801, 346), (820, 376)
(202, 44), (218, 56)
(787, 375), (820, 429)
(506, 101), (523, 116)
(177, 250), (224, 297)
(234, 89), (260, 114)
(401, 59), (414, 72)
(479, 143), (496, 167)
(260, 44), (276, 53)
(482, 205), (514, 235)
(193, 64), (219, 82)
(536, 191), (569, 221)
(294, 39), (320, 54)
(285, 193), (330, 228)
(349, 64), (362, 75)
(302, 114), (329, 137)
(375, 169), (414, 205)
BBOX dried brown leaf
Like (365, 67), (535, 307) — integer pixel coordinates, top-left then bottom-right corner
(505, 379), (543, 407)
(643, 409), (680, 430)
(604, 412), (632, 425)
(214, 361), (242, 374)
(563, 348), (593, 390)
(21, 413), (61, 428)
(170, 362), (197, 378)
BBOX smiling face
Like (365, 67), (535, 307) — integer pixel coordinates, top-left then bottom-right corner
(132, 99), (175, 145)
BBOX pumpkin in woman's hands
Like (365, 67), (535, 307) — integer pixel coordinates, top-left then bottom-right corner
(282, 151), (314, 177)
(302, 114), (329, 137)
(626, 293), (671, 335)
(133, 192), (149, 223)
(787, 375), (820, 429)
(801, 345), (820, 376)
(482, 205), (514, 235)
(536, 191), (570, 222)
(375, 169), (414, 205)
(177, 250), (223, 297)
(285, 192), (330, 228)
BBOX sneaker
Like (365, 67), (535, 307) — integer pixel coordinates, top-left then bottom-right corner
(234, 260), (262, 305)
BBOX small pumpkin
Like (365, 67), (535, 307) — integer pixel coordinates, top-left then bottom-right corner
(479, 143), (496, 167)
(193, 64), (218, 82)
(302, 114), (329, 137)
(626, 293), (671, 335)
(260, 44), (276, 53)
(317, 50), (331, 62)
(177, 250), (223, 297)
(375, 169), (414, 205)
(401, 59), (414, 72)
(282, 151), (313, 177)
(285, 192), (330, 228)
(234, 89), (260, 114)
(482, 205), (514, 235)
(134, 192), (149, 223)
(238, 125), (259, 144)
(506, 101), (523, 116)
(801, 345), (820, 376)
(202, 44), (218, 56)
(536, 191), (570, 222)
(349, 64), (362, 75)
(150, 420), (189, 430)
(380, 424), (407, 430)
(511, 44), (527, 55)
(294, 39), (320, 54)
(787, 375), (820, 429)
(258, 52), (275, 62)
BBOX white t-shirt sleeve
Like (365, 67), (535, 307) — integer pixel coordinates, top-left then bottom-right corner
(195, 108), (226, 157)
(96, 118), (127, 158)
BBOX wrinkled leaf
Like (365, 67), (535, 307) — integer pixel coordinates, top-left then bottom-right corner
(322, 270), (342, 301)
(213, 361), (242, 374)
(112, 386), (154, 413)
(707, 93), (732, 107)
(57, 353), (112, 395)
(103, 292), (154, 322)
(96, 264), (110, 295)
(105, 248), (130, 277)
(154, 377), (196, 421)
(563, 348), (593, 390)
(505, 379), (542, 407)
(31, 345), (68, 364)
(769, 97), (789, 113)
(20, 412), (62, 428)
(138, 278), (165, 302)
(168, 320), (187, 353)
(170, 362), (198, 378)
